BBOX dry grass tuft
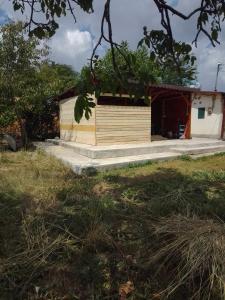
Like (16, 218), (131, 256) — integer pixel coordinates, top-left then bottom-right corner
(151, 215), (225, 299)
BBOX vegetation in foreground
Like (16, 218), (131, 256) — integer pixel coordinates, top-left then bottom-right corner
(1, 150), (225, 299)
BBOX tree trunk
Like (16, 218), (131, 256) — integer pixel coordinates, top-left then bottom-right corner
(19, 118), (28, 148)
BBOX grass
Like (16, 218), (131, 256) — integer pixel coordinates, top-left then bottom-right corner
(1, 150), (225, 299)
(151, 215), (225, 299)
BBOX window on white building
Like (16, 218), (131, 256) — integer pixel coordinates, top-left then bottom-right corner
(198, 107), (205, 119)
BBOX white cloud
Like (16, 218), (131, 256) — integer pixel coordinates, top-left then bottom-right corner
(49, 28), (93, 70)
(65, 30), (92, 54)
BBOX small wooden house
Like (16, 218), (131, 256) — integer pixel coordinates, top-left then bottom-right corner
(6, 84), (225, 148)
(57, 84), (203, 146)
(59, 93), (151, 145)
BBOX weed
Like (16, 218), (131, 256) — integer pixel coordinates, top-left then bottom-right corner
(127, 160), (154, 169)
(179, 154), (192, 161)
(193, 169), (225, 182)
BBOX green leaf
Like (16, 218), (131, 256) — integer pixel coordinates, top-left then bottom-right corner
(144, 38), (150, 48)
(150, 51), (156, 61)
(30, 27), (46, 39)
(74, 95), (84, 123)
(41, 1), (45, 12)
(54, 5), (62, 17)
(95, 89), (101, 99)
(184, 44), (192, 53)
(130, 54), (136, 65)
(61, 1), (66, 9)
(137, 39), (144, 48)
(89, 103), (96, 109)
(191, 56), (196, 66)
(13, 2), (21, 10)
(77, 0), (94, 13)
(211, 29), (218, 41)
(85, 107), (91, 120)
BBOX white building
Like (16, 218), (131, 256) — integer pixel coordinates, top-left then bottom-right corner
(191, 91), (225, 139)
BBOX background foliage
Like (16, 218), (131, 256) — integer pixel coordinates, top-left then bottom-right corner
(74, 41), (197, 123)
(0, 22), (79, 142)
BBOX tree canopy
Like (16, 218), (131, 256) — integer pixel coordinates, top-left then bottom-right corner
(0, 22), (46, 128)
(0, 22), (79, 143)
(74, 41), (196, 122)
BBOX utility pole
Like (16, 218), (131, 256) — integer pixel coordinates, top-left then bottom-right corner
(214, 63), (223, 91)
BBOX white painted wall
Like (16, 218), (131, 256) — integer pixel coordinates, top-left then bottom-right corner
(191, 93), (223, 138)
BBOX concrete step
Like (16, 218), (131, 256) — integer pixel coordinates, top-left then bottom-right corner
(51, 140), (98, 158)
(91, 152), (181, 172)
(171, 145), (225, 155)
(46, 139), (225, 159)
(47, 139), (178, 158)
(192, 151), (225, 159)
(35, 141), (225, 174)
(36, 142), (181, 174)
(175, 141), (225, 149)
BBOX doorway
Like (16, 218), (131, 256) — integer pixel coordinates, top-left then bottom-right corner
(151, 92), (191, 140)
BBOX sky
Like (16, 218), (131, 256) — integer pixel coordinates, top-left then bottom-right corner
(0, 7), (10, 24)
(1, 0), (225, 91)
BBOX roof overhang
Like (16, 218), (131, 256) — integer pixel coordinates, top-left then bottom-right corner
(148, 83), (200, 93)
(192, 90), (225, 96)
(53, 83), (225, 102)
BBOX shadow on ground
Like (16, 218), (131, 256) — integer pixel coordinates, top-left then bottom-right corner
(1, 152), (225, 299)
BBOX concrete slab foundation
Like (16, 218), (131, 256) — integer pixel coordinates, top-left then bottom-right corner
(35, 138), (225, 174)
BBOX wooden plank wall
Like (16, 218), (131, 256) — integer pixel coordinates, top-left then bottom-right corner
(96, 105), (151, 145)
(60, 96), (96, 145)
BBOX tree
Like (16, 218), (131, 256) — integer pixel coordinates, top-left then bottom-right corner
(38, 62), (79, 95)
(0, 22), (79, 144)
(0, 21), (48, 145)
(160, 56), (197, 86)
(25, 62), (79, 140)
(93, 42), (160, 93)
(74, 41), (196, 122)
(73, 42), (159, 122)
